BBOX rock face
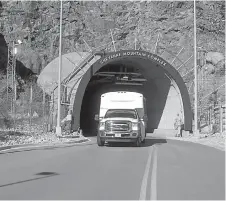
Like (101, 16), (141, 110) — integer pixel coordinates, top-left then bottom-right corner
(0, 1), (225, 104)
(0, 1), (224, 71)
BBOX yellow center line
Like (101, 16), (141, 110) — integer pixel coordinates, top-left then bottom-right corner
(150, 147), (158, 200)
(139, 145), (155, 200)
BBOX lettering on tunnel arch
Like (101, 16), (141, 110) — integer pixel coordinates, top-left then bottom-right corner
(99, 51), (167, 67)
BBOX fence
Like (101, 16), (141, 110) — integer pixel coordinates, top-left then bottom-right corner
(0, 83), (51, 136)
(197, 49), (225, 135)
(199, 104), (225, 134)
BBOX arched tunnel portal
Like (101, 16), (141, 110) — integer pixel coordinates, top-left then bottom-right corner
(72, 50), (192, 136)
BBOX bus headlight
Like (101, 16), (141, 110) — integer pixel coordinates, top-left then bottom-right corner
(99, 122), (105, 130)
(132, 123), (139, 131)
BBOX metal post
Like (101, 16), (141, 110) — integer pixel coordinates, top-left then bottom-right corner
(56, 0), (63, 135)
(153, 33), (160, 54)
(135, 37), (137, 50)
(193, 0), (199, 137)
(6, 48), (10, 110)
(135, 24), (140, 51)
(220, 102), (223, 134)
(14, 59), (17, 106)
(225, 11), (226, 134)
(11, 42), (14, 116)
(209, 106), (212, 132)
(43, 87), (46, 131)
(14, 57), (17, 133)
(29, 83), (33, 134)
(207, 107), (210, 126)
(83, 39), (92, 52)
(200, 69), (203, 91)
(52, 90), (54, 131)
(110, 29), (116, 52)
(204, 67), (207, 89)
(12, 41), (16, 134)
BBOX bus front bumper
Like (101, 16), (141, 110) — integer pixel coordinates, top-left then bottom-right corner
(98, 131), (139, 142)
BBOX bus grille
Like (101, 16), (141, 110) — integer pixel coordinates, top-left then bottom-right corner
(105, 121), (131, 132)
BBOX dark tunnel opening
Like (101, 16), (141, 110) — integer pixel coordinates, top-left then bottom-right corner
(80, 64), (146, 136)
(80, 59), (173, 137)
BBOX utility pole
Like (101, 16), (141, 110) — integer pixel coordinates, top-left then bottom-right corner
(6, 45), (13, 112)
(13, 42), (17, 111)
(225, 5), (226, 135)
(194, 0), (199, 137)
(10, 39), (22, 133)
(56, 0), (63, 136)
(29, 82), (33, 134)
(12, 41), (16, 133)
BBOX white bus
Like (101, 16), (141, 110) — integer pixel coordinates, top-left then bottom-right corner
(95, 91), (147, 147)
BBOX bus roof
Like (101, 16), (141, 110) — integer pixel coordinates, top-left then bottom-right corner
(101, 91), (143, 98)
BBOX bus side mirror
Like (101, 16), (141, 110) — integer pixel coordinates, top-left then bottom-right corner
(94, 114), (99, 121)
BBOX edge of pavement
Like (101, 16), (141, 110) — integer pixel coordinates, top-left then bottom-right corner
(0, 137), (91, 153)
(147, 134), (225, 151)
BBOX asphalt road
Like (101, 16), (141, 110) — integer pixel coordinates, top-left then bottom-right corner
(0, 137), (225, 200)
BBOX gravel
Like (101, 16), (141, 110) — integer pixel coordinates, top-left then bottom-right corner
(0, 129), (87, 147)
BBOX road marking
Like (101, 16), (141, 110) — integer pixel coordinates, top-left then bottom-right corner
(150, 147), (158, 200)
(139, 146), (155, 200)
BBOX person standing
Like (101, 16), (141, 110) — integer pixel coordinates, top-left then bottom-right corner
(174, 113), (183, 137)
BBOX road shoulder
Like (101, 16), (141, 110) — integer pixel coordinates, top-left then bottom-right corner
(0, 134), (90, 153)
(147, 134), (225, 151)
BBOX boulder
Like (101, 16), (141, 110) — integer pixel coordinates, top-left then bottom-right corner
(203, 63), (215, 74)
(206, 52), (224, 66)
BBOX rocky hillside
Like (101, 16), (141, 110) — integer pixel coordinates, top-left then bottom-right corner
(0, 1), (225, 107)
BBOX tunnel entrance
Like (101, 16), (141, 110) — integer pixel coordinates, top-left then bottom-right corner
(80, 63), (147, 136)
(79, 54), (186, 136)
(73, 50), (192, 135)
(37, 50), (192, 136)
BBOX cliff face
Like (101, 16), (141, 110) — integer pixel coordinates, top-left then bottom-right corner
(0, 1), (225, 102)
(0, 1), (224, 70)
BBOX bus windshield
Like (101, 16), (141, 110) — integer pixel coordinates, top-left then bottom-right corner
(104, 109), (137, 119)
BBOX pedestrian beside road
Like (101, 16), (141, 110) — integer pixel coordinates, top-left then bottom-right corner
(174, 113), (183, 137)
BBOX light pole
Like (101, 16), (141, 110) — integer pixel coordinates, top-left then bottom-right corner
(13, 40), (23, 100)
(56, 0), (63, 136)
(12, 39), (22, 133)
(193, 0), (199, 137)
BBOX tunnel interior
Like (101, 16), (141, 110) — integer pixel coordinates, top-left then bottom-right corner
(80, 58), (177, 136)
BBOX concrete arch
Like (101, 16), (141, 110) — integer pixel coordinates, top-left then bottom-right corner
(72, 50), (192, 132)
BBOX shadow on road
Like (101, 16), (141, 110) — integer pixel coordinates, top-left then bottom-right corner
(141, 138), (167, 147)
(0, 172), (59, 188)
(105, 138), (167, 147)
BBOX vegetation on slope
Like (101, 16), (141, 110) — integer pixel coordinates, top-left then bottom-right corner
(0, 1), (225, 121)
